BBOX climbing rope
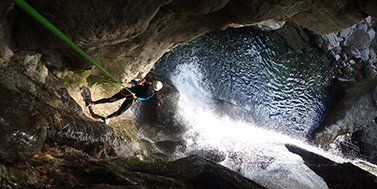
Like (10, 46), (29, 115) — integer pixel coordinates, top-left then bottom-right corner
(11, 0), (135, 96)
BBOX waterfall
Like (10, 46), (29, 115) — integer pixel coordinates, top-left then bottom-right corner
(165, 60), (332, 188)
(153, 27), (339, 188)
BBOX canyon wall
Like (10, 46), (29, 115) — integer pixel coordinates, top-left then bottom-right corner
(1, 0), (377, 188)
(5, 0), (374, 81)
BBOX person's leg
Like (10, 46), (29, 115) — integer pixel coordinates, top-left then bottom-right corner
(106, 99), (133, 119)
(93, 92), (124, 104)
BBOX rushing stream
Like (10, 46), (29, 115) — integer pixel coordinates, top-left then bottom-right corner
(153, 27), (337, 188)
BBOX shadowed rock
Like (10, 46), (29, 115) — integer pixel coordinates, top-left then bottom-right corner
(286, 144), (377, 189)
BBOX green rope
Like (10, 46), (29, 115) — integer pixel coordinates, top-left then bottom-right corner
(11, 0), (135, 96)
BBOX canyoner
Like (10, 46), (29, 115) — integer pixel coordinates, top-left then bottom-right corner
(88, 79), (163, 124)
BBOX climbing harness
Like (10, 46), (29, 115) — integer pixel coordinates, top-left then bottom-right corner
(120, 90), (136, 104)
(11, 0), (135, 96)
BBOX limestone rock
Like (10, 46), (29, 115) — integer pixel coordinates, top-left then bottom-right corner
(38, 154), (266, 189)
(315, 33), (340, 51)
(135, 72), (186, 156)
(311, 79), (377, 149)
(343, 45), (361, 59)
(339, 27), (352, 38)
(250, 18), (286, 31)
(22, 53), (48, 84)
(365, 64), (377, 79)
(348, 29), (373, 49)
(136, 155), (267, 189)
(2, 0), (377, 188)
(355, 123), (377, 163)
(8, 0), (373, 82)
(314, 16), (376, 77)
(0, 92), (47, 164)
(349, 86), (377, 163)
(164, 0), (229, 15)
(286, 144), (377, 188)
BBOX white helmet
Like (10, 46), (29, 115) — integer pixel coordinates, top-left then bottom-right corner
(152, 80), (163, 91)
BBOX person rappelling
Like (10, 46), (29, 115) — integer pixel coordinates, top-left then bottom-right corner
(86, 78), (163, 124)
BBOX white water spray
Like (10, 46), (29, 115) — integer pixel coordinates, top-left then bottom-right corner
(167, 60), (347, 189)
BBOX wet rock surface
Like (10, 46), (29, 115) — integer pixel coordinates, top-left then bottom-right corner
(311, 79), (377, 146)
(309, 18), (377, 165)
(7, 0), (374, 82)
(311, 79), (377, 164)
(135, 73), (187, 157)
(1, 153), (266, 188)
(0, 49), (136, 188)
(130, 155), (267, 189)
(2, 0), (377, 188)
(286, 144), (377, 189)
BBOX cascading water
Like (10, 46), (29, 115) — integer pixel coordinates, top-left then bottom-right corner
(153, 27), (338, 188)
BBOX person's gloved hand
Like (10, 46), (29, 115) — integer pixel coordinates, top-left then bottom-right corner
(136, 79), (146, 86)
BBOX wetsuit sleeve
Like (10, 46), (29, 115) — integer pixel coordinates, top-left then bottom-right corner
(136, 93), (154, 101)
(131, 79), (138, 85)
(136, 89), (154, 100)
(133, 79), (149, 86)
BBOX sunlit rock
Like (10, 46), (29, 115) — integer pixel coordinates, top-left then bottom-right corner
(286, 144), (377, 188)
(315, 17), (375, 62)
(311, 80), (377, 158)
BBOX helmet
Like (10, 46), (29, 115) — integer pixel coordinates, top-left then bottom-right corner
(152, 80), (163, 91)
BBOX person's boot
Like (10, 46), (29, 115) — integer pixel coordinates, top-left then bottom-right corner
(104, 117), (112, 124)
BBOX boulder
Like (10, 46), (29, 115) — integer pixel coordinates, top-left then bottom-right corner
(348, 29), (373, 49)
(286, 144), (377, 188)
(251, 18), (286, 31)
(343, 45), (361, 59)
(311, 79), (377, 156)
(134, 72), (187, 156)
(134, 155), (267, 189)
(315, 33), (340, 51)
(315, 17), (376, 63)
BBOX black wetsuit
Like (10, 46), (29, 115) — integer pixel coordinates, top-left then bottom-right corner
(93, 81), (154, 118)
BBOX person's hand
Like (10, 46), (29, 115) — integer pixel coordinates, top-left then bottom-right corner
(137, 79), (146, 86)
(133, 95), (138, 99)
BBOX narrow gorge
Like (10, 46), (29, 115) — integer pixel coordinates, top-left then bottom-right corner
(1, 0), (377, 188)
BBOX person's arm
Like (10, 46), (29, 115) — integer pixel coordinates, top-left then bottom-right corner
(136, 89), (154, 101)
(136, 93), (154, 101)
(130, 78), (146, 86)
(135, 78), (146, 86)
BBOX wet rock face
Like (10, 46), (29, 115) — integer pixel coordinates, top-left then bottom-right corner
(134, 73), (187, 156)
(0, 50), (134, 187)
(0, 51), (131, 164)
(315, 17), (376, 62)
(286, 144), (377, 188)
(135, 155), (267, 189)
(308, 17), (377, 164)
(312, 79), (377, 145)
(311, 79), (377, 163)
(10, 0), (373, 82)
(0, 89), (47, 164)
(2, 0), (377, 188)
